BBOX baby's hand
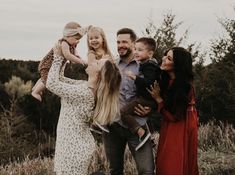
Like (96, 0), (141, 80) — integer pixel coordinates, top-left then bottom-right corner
(125, 70), (136, 80)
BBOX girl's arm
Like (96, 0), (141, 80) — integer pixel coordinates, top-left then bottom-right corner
(61, 41), (86, 65)
(46, 55), (84, 98)
(87, 51), (97, 65)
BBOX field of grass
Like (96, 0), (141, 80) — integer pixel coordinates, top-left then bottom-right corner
(0, 121), (235, 175)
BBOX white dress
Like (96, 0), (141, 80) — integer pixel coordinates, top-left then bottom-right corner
(46, 56), (96, 175)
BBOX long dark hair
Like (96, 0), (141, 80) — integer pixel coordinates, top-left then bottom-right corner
(160, 47), (194, 120)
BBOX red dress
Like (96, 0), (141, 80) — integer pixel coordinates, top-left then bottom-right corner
(156, 82), (199, 175)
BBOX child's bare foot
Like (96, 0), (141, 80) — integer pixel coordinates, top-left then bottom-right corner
(31, 92), (42, 102)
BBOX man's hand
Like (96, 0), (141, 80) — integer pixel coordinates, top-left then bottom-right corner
(134, 104), (151, 117)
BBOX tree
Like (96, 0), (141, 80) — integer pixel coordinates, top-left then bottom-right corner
(142, 12), (202, 64)
(4, 76), (32, 101)
(210, 16), (235, 63)
(0, 76), (36, 163)
(197, 12), (235, 124)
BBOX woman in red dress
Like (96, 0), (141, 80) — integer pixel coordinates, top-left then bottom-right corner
(148, 47), (199, 175)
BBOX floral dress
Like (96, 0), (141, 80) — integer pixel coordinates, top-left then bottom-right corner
(46, 56), (96, 175)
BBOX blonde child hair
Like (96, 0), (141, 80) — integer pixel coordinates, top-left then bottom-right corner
(87, 26), (113, 63)
(87, 27), (118, 127)
(63, 22), (88, 38)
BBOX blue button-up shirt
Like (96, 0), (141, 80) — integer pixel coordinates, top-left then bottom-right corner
(116, 57), (147, 127)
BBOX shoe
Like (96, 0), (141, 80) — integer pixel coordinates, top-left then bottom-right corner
(94, 121), (109, 133)
(135, 124), (151, 151)
(90, 124), (102, 135)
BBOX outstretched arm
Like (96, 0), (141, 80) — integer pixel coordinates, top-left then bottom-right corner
(59, 62), (83, 85)
(61, 41), (86, 65)
(46, 47), (84, 98)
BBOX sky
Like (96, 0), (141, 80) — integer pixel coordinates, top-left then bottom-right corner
(0, 0), (234, 64)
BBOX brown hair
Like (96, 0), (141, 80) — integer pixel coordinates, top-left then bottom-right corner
(136, 37), (156, 52)
(117, 28), (137, 42)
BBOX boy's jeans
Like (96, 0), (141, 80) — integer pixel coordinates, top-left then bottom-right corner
(102, 122), (155, 175)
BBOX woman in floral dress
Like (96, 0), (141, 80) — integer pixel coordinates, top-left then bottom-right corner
(46, 44), (121, 175)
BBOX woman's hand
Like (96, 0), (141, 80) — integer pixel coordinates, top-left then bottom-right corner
(147, 81), (163, 103)
(134, 104), (151, 117)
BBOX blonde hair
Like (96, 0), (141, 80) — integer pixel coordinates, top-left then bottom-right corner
(93, 60), (121, 125)
(64, 21), (81, 29)
(87, 26), (112, 57)
(63, 21), (82, 37)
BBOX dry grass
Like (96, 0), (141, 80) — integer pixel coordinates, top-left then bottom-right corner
(0, 157), (53, 175)
(0, 121), (235, 175)
(198, 121), (235, 175)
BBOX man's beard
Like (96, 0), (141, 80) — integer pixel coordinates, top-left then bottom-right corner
(118, 47), (132, 58)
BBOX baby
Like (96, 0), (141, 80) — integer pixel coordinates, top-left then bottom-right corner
(32, 22), (88, 101)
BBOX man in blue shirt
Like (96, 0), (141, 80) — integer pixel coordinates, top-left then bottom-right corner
(102, 28), (155, 175)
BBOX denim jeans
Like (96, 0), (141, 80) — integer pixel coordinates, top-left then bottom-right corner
(102, 122), (155, 175)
